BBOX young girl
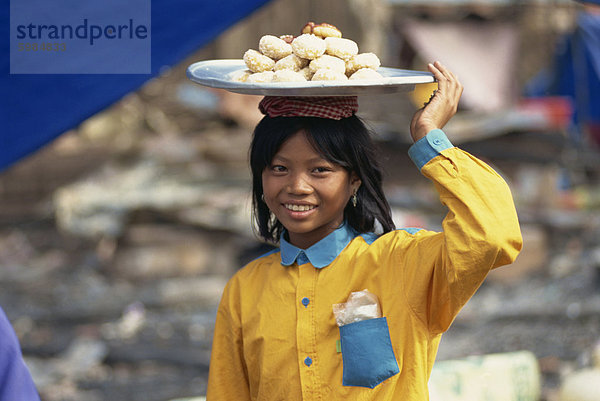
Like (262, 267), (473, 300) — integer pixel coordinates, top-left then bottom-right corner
(207, 62), (522, 400)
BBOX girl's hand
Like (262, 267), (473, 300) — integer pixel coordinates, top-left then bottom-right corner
(410, 61), (463, 142)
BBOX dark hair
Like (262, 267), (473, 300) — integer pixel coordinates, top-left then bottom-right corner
(250, 115), (395, 243)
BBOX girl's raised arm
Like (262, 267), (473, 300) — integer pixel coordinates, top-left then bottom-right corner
(394, 64), (522, 333)
(410, 61), (463, 142)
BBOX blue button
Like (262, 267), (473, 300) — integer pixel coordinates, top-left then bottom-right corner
(433, 139), (442, 145)
(301, 297), (310, 307)
(304, 356), (312, 367)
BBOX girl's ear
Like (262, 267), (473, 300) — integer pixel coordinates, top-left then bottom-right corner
(350, 172), (362, 193)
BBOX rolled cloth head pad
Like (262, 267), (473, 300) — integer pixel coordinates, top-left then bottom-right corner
(259, 96), (358, 120)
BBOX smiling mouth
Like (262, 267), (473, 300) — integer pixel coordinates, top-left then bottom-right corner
(284, 204), (316, 212)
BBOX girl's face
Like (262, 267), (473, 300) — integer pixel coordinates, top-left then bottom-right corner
(262, 130), (361, 250)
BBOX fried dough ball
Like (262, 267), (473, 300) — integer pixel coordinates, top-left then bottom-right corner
(308, 55), (346, 74)
(299, 66), (313, 80)
(243, 49), (275, 73)
(301, 22), (316, 35)
(349, 68), (384, 80)
(313, 23), (342, 38)
(291, 34), (326, 60)
(273, 69), (307, 82)
(246, 71), (274, 83)
(311, 69), (348, 81)
(324, 37), (358, 60)
(274, 54), (309, 72)
(259, 35), (293, 60)
(345, 52), (381, 75)
(230, 69), (253, 82)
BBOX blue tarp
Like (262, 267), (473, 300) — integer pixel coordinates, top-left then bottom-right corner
(525, 11), (600, 138)
(0, 0), (271, 171)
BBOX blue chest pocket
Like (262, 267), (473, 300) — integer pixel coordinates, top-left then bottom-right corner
(339, 317), (400, 388)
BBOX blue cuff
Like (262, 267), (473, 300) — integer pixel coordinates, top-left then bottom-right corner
(408, 129), (454, 170)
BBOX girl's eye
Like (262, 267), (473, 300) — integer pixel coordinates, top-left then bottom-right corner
(313, 166), (332, 173)
(271, 165), (286, 173)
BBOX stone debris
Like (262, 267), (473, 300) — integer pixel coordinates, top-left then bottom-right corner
(101, 302), (147, 340)
(429, 351), (541, 401)
(155, 276), (228, 307)
(54, 159), (253, 240)
(170, 397), (206, 401)
(558, 342), (600, 401)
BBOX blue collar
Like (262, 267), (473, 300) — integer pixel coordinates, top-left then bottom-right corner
(280, 223), (358, 268)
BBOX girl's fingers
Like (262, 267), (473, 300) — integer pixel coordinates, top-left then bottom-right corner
(428, 62), (454, 99)
(430, 61), (463, 102)
(428, 62), (446, 83)
(427, 63), (448, 99)
(432, 62), (450, 83)
(431, 61), (460, 90)
(434, 61), (455, 82)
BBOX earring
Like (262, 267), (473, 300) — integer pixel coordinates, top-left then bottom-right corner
(261, 194), (265, 202)
(351, 193), (357, 207)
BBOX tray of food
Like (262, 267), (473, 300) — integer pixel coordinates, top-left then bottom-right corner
(186, 22), (435, 96)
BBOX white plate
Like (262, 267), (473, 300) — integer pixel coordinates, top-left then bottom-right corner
(186, 59), (435, 96)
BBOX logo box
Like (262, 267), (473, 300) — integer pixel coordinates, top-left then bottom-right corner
(10, 0), (151, 74)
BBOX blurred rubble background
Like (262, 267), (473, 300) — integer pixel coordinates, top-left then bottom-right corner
(1, 0), (600, 400)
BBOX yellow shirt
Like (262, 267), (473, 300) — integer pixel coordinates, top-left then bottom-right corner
(207, 130), (522, 400)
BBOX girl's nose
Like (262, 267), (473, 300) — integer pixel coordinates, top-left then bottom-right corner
(287, 174), (312, 194)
